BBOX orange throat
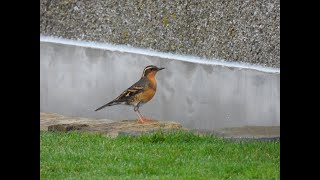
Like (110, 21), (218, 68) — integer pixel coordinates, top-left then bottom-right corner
(146, 71), (157, 89)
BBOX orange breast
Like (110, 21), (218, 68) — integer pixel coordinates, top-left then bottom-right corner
(135, 73), (158, 104)
(141, 86), (156, 103)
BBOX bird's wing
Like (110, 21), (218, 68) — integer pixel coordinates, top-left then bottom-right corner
(95, 78), (148, 111)
(111, 78), (147, 103)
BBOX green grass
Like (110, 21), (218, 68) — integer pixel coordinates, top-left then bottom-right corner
(40, 130), (280, 179)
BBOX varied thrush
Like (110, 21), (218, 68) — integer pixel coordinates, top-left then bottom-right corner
(95, 65), (165, 123)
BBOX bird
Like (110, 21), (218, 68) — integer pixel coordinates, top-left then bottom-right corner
(95, 65), (165, 123)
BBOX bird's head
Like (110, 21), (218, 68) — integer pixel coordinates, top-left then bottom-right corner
(141, 65), (165, 78)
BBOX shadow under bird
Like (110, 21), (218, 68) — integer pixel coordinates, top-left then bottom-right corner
(95, 65), (165, 123)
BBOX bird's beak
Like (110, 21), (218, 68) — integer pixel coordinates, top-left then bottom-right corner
(157, 67), (165, 71)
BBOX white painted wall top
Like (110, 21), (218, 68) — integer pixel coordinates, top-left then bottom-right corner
(40, 36), (280, 74)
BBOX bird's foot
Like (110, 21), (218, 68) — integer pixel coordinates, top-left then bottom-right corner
(141, 118), (157, 123)
(136, 117), (146, 124)
(143, 118), (154, 122)
(137, 117), (156, 124)
(138, 119), (145, 124)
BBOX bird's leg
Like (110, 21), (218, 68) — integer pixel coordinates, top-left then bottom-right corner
(135, 111), (145, 124)
(134, 106), (145, 123)
(136, 109), (152, 122)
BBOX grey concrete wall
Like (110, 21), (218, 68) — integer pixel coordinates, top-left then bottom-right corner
(40, 40), (280, 130)
(40, 0), (280, 68)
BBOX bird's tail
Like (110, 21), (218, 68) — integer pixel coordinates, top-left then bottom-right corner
(94, 101), (121, 111)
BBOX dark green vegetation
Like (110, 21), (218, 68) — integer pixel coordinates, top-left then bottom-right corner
(40, 131), (279, 179)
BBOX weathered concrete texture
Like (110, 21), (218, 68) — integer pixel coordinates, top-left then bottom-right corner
(40, 112), (116, 131)
(40, 41), (280, 130)
(41, 112), (280, 140)
(40, 0), (280, 68)
(41, 112), (184, 137)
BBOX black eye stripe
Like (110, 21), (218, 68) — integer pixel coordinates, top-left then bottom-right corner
(142, 66), (157, 77)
